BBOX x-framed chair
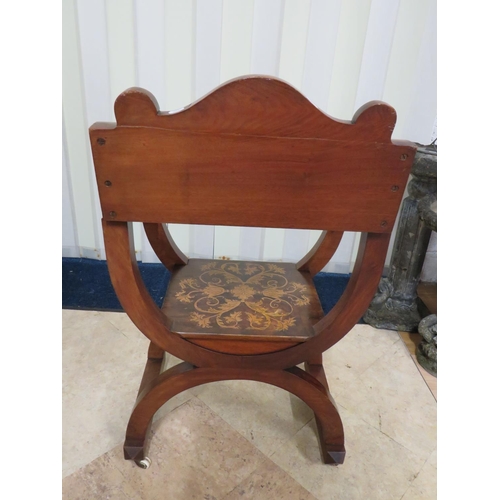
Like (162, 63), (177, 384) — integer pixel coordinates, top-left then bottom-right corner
(89, 76), (415, 468)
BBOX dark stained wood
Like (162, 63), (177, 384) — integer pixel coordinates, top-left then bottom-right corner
(91, 127), (412, 232)
(103, 220), (306, 364)
(161, 259), (323, 342)
(137, 357), (163, 399)
(103, 219), (231, 368)
(297, 231), (344, 275)
(125, 362), (345, 465)
(90, 76), (416, 467)
(124, 344), (164, 461)
(311, 232), (391, 344)
(112, 77), (409, 145)
(102, 221), (391, 370)
(304, 357), (342, 464)
(307, 353), (323, 366)
(186, 338), (299, 355)
(103, 222), (387, 467)
(90, 77), (415, 233)
(143, 223), (188, 271)
(147, 341), (164, 361)
(305, 360), (329, 389)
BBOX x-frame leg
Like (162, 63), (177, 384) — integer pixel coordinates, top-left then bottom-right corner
(124, 347), (345, 466)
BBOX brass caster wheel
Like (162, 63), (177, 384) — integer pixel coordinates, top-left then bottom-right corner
(135, 457), (152, 469)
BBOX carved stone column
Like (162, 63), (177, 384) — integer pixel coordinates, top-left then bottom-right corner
(416, 180), (437, 375)
(363, 144), (437, 332)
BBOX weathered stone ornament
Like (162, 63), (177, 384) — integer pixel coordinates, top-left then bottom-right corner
(363, 144), (437, 332)
(416, 314), (437, 376)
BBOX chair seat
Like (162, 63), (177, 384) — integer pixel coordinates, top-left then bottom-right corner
(162, 259), (324, 348)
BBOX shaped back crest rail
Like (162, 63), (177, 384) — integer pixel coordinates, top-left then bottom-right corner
(90, 76), (414, 233)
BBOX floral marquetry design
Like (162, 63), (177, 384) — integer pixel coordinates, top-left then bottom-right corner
(231, 284), (256, 301)
(170, 261), (313, 333)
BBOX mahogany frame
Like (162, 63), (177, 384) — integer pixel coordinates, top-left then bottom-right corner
(90, 76), (416, 467)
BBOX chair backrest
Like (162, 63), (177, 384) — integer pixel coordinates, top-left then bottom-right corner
(90, 76), (415, 233)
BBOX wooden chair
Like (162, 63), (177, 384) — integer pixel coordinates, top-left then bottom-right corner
(89, 76), (416, 468)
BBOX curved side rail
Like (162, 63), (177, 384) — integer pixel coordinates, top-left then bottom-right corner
(143, 222), (188, 271)
(104, 220), (389, 370)
(261, 232), (391, 367)
(103, 220), (226, 367)
(297, 231), (344, 276)
(311, 232), (390, 341)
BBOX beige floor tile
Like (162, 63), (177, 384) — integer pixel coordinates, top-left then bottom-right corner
(223, 461), (317, 500)
(325, 324), (401, 374)
(62, 310), (192, 478)
(62, 308), (100, 325)
(269, 409), (426, 500)
(63, 398), (284, 500)
(63, 313), (436, 498)
(399, 331), (437, 400)
(98, 313), (196, 423)
(334, 339), (436, 461)
(101, 311), (144, 338)
(320, 325), (401, 400)
(426, 448), (437, 469)
(193, 379), (314, 456)
(401, 456), (437, 500)
(191, 325), (400, 459)
(62, 449), (144, 500)
(148, 352), (200, 423)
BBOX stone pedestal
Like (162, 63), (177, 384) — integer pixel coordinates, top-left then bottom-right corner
(417, 314), (437, 376)
(415, 181), (437, 375)
(363, 144), (437, 332)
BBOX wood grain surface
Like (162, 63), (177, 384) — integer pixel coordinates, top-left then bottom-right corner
(90, 77), (415, 233)
(90, 76), (416, 467)
(162, 259), (323, 342)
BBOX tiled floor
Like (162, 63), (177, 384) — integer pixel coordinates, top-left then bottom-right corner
(62, 310), (437, 499)
(399, 332), (437, 400)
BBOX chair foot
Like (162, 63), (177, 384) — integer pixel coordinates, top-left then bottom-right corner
(314, 415), (347, 465)
(325, 447), (346, 465)
(124, 442), (145, 461)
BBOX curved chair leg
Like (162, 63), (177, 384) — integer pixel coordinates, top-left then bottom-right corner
(288, 365), (346, 465)
(124, 362), (345, 465)
(304, 354), (344, 464)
